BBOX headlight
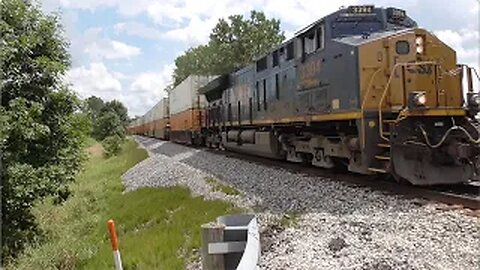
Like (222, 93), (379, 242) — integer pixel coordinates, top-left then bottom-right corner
(469, 94), (480, 106)
(466, 93), (480, 115)
(414, 92), (427, 106)
(409, 91), (427, 108)
(415, 36), (424, 54)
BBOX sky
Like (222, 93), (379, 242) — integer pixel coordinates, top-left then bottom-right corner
(41, 0), (480, 117)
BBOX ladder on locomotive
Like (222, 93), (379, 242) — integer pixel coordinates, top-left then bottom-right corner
(362, 61), (437, 174)
(367, 115), (396, 174)
(363, 62), (479, 174)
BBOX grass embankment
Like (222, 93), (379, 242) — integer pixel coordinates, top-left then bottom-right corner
(206, 177), (241, 196)
(12, 139), (240, 269)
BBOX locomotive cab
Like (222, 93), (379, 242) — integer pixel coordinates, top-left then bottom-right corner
(350, 6), (480, 185)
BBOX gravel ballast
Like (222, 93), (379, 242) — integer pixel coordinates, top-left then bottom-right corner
(124, 136), (479, 270)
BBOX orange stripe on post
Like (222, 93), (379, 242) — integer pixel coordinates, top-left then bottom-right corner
(107, 219), (119, 251)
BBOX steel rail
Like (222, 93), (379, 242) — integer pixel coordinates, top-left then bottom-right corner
(137, 136), (480, 211)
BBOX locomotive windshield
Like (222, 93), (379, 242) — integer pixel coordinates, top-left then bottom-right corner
(331, 6), (417, 38)
(331, 16), (383, 38)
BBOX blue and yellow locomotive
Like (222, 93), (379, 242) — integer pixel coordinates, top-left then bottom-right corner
(200, 5), (480, 185)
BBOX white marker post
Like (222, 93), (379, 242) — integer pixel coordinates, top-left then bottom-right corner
(107, 219), (123, 270)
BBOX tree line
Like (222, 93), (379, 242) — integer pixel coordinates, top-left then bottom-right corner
(84, 96), (129, 157)
(0, 0), (129, 261)
(172, 10), (285, 86)
(0, 0), (285, 263)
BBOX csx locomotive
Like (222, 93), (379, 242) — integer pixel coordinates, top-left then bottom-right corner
(130, 5), (480, 186)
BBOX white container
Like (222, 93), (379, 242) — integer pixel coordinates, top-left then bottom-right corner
(147, 109), (154, 123)
(152, 97), (169, 121)
(143, 111), (150, 125)
(169, 75), (216, 115)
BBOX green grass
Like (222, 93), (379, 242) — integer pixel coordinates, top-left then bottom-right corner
(277, 211), (301, 228)
(11, 139), (241, 270)
(206, 177), (241, 196)
(84, 137), (97, 148)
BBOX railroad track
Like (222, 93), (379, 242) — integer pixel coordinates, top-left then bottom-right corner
(138, 136), (480, 211)
(204, 147), (480, 211)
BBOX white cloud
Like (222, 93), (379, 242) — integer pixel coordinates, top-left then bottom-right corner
(145, 0), (255, 25)
(162, 16), (217, 45)
(130, 73), (163, 94)
(434, 29), (479, 66)
(147, 0), (360, 45)
(66, 62), (122, 98)
(144, 0), (356, 46)
(125, 64), (175, 115)
(64, 17), (174, 117)
(145, 0), (257, 45)
(145, 1), (186, 24)
(61, 25), (142, 66)
(43, 0), (131, 13)
(284, 30), (295, 40)
(434, 28), (480, 93)
(264, 0), (357, 28)
(85, 39), (141, 60)
(66, 62), (174, 116)
(114, 22), (163, 40)
(130, 64), (174, 95)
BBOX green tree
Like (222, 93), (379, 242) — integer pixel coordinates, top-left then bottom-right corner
(173, 10), (285, 86)
(173, 45), (218, 86)
(0, 0), (89, 259)
(101, 99), (129, 127)
(102, 135), (123, 157)
(93, 111), (125, 141)
(88, 98), (129, 141)
(85, 95), (105, 123)
(209, 10), (284, 72)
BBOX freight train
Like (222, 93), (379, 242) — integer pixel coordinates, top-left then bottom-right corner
(129, 5), (480, 186)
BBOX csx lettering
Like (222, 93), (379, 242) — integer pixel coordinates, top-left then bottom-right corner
(417, 64), (432, 75)
(298, 59), (322, 90)
(407, 64), (433, 75)
(299, 60), (321, 80)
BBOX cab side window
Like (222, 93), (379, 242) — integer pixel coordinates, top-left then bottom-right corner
(317, 24), (325, 50)
(303, 31), (316, 54)
(302, 23), (326, 56)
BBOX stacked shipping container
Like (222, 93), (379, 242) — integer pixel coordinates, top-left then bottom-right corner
(152, 98), (169, 139)
(128, 75), (214, 143)
(168, 75), (215, 143)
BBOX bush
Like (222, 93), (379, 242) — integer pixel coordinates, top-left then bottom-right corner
(102, 135), (123, 157)
(93, 111), (126, 141)
(1, 0), (90, 260)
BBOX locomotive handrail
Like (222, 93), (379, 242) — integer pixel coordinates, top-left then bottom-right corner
(472, 67), (480, 81)
(454, 64), (480, 81)
(377, 61), (437, 141)
(360, 67), (383, 149)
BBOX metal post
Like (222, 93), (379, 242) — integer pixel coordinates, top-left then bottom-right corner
(201, 223), (225, 270)
(107, 219), (123, 270)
